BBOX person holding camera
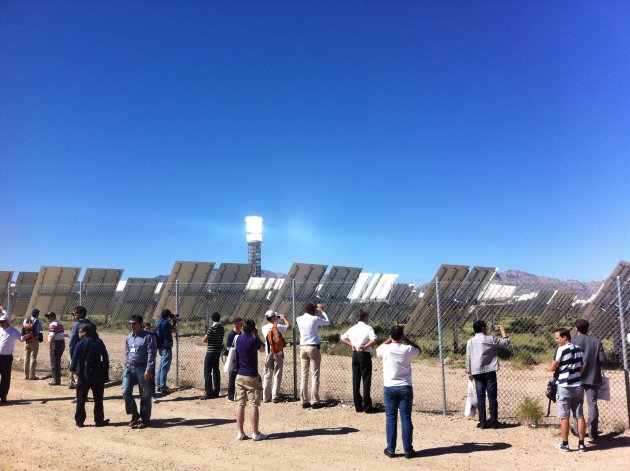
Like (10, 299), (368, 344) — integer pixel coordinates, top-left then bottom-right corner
(0, 311), (23, 404)
(155, 308), (177, 394)
(234, 319), (266, 441)
(22, 308), (43, 380)
(296, 302), (330, 409)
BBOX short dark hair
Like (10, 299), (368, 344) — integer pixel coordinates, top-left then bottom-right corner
(130, 314), (143, 325)
(304, 303), (316, 315)
(211, 312), (221, 322)
(74, 306), (87, 317)
(575, 319), (589, 335)
(390, 325), (404, 341)
(232, 317), (243, 324)
(161, 308), (172, 319)
(79, 323), (94, 337)
(473, 320), (486, 333)
(358, 309), (369, 323)
(556, 327), (571, 341)
(243, 319), (256, 334)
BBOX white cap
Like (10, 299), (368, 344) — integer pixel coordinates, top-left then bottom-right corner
(265, 310), (278, 320)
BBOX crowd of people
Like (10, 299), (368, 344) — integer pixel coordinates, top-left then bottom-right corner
(0, 301), (612, 457)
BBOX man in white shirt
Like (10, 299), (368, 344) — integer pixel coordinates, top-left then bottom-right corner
(340, 309), (377, 413)
(261, 310), (292, 403)
(296, 302), (330, 408)
(376, 325), (420, 459)
(0, 312), (23, 404)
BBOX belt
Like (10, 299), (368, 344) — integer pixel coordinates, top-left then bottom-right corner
(128, 362), (147, 368)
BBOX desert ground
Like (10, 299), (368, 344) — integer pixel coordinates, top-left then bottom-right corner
(1, 366), (629, 471)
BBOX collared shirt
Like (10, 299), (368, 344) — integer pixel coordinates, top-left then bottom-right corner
(0, 326), (22, 355)
(376, 342), (419, 387)
(340, 321), (376, 352)
(47, 319), (65, 342)
(296, 311), (330, 345)
(555, 343), (584, 388)
(125, 329), (156, 372)
(235, 333), (262, 378)
(155, 317), (174, 349)
(465, 333), (510, 375)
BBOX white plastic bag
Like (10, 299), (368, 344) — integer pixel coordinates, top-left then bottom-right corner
(464, 379), (477, 417)
(223, 334), (239, 373)
(597, 375), (610, 401)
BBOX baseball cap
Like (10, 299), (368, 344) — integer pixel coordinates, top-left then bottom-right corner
(44, 311), (56, 319)
(32, 309), (40, 316)
(265, 310), (278, 319)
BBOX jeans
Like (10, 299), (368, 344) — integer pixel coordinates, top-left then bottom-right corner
(384, 385), (414, 454)
(474, 371), (498, 426)
(352, 351), (372, 411)
(157, 347), (172, 390)
(75, 381), (105, 425)
(204, 351), (221, 397)
(49, 340), (65, 384)
(574, 385), (599, 436)
(122, 365), (153, 424)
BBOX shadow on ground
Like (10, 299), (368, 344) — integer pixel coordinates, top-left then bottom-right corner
(267, 426), (359, 440)
(414, 442), (512, 458)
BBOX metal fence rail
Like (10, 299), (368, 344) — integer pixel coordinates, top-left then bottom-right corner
(5, 277), (629, 430)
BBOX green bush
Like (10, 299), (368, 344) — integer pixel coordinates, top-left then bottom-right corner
(509, 317), (538, 334)
(516, 396), (544, 426)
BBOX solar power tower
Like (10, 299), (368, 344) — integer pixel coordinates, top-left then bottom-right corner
(245, 216), (263, 277)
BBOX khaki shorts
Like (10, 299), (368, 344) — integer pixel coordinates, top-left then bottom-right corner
(235, 374), (263, 407)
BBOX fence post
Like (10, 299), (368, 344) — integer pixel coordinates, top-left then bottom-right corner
(616, 276), (630, 429)
(292, 278), (297, 399)
(175, 279), (180, 387)
(436, 277), (447, 415)
(79, 280), (82, 306)
(6, 282), (11, 319)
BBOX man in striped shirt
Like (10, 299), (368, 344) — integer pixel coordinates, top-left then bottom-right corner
(45, 312), (65, 386)
(550, 327), (586, 452)
(202, 312), (224, 399)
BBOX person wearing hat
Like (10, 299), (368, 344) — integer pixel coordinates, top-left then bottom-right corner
(22, 308), (43, 380)
(0, 311), (23, 404)
(45, 312), (66, 386)
(261, 310), (292, 403)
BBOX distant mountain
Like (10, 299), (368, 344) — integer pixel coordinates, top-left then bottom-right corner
(494, 269), (602, 299)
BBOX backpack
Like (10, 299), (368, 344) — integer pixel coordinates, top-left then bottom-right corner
(266, 324), (286, 354)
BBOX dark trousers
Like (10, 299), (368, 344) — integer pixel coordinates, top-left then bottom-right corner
(0, 354), (13, 401)
(49, 340), (65, 384)
(352, 351), (373, 411)
(75, 382), (105, 425)
(474, 371), (498, 426)
(227, 369), (237, 401)
(204, 351), (221, 397)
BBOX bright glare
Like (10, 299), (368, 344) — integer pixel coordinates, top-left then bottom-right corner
(245, 216), (263, 242)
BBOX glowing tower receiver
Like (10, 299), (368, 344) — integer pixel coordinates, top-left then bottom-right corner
(245, 216), (263, 277)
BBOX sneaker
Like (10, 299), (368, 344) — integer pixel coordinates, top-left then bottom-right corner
(383, 448), (395, 458)
(555, 443), (570, 452)
(133, 422), (149, 429)
(252, 433), (267, 441)
(227, 397), (235, 402)
(578, 444), (586, 452)
(404, 450), (415, 459)
(302, 402), (311, 409)
(237, 432), (248, 441)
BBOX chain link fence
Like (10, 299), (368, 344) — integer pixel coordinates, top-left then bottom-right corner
(4, 276), (629, 430)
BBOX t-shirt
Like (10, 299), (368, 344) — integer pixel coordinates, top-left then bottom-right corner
(555, 343), (584, 388)
(261, 323), (289, 353)
(47, 319), (65, 341)
(205, 322), (225, 353)
(376, 342), (419, 387)
(235, 333), (262, 378)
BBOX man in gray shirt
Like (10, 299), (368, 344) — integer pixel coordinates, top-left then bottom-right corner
(465, 320), (510, 429)
(572, 319), (606, 440)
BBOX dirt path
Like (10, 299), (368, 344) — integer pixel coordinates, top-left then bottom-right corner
(0, 372), (628, 470)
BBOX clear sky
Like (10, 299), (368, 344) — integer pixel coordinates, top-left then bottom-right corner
(1, 1), (628, 283)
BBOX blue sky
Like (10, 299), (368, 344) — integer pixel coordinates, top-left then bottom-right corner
(1, 1), (628, 283)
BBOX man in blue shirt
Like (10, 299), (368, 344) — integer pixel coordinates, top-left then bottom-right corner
(234, 319), (265, 441)
(155, 309), (176, 394)
(122, 314), (156, 429)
